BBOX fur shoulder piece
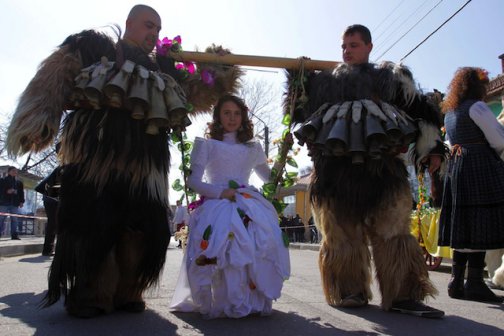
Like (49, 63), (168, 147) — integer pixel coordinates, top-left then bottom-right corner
(376, 61), (419, 107)
(181, 44), (244, 114)
(7, 30), (117, 156)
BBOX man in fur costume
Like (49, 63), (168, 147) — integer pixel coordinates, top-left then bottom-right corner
(6, 4), (240, 318)
(289, 24), (445, 318)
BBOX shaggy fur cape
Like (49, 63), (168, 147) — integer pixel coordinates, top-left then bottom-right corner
(7, 29), (242, 308)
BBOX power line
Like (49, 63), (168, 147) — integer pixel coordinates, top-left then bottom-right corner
(374, 0), (429, 46)
(374, 0), (443, 61)
(400, 0), (472, 62)
(373, 0), (406, 33)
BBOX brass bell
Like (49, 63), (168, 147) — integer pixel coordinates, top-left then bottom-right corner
(70, 71), (91, 106)
(146, 73), (169, 135)
(314, 121), (332, 147)
(171, 115), (193, 134)
(384, 117), (402, 146)
(104, 60), (135, 108)
(298, 115), (323, 142)
(365, 114), (387, 158)
(326, 117), (348, 156)
(164, 86), (188, 125)
(128, 65), (150, 119)
(161, 74), (188, 128)
(349, 120), (365, 164)
(84, 57), (114, 110)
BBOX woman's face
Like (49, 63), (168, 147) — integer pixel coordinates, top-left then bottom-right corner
(219, 101), (243, 133)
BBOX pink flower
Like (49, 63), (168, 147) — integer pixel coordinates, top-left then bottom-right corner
(156, 37), (172, 56)
(175, 62), (196, 75)
(188, 196), (205, 211)
(185, 62), (196, 74)
(201, 69), (215, 86)
(171, 35), (182, 52)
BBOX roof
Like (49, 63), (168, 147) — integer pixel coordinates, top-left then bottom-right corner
(0, 165), (43, 189)
(487, 74), (504, 98)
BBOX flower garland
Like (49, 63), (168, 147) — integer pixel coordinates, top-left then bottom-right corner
(416, 171), (426, 246)
(156, 35), (215, 86)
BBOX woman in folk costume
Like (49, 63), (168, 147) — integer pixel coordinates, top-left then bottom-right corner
(288, 24), (445, 317)
(439, 67), (504, 303)
(6, 5), (241, 318)
(170, 95), (290, 318)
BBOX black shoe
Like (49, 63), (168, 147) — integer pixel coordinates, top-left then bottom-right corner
(448, 287), (465, 299)
(42, 251), (55, 256)
(465, 280), (504, 303)
(391, 300), (444, 318)
(11, 236), (21, 240)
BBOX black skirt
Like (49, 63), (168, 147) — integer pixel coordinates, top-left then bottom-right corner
(439, 143), (504, 249)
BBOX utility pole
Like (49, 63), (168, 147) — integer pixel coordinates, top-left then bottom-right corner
(250, 112), (269, 156)
(264, 126), (269, 155)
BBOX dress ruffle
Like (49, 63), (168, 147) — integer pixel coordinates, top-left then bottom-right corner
(170, 188), (290, 318)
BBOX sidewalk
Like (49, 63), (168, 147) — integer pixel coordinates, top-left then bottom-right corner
(0, 236), (44, 258)
(0, 236), (453, 274)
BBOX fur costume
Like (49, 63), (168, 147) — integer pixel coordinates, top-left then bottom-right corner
(7, 29), (241, 316)
(288, 62), (445, 310)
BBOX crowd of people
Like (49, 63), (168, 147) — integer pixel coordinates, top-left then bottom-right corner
(3, 2), (504, 323)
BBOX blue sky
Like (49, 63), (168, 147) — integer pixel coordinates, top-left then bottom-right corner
(0, 0), (503, 201)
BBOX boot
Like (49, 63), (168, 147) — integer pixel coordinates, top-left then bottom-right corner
(448, 250), (467, 299)
(448, 264), (465, 299)
(465, 252), (504, 303)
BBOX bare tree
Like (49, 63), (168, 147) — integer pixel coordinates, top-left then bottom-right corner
(238, 77), (283, 156)
(0, 119), (58, 177)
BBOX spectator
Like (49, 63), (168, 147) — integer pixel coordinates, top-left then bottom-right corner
(438, 67), (504, 303)
(0, 166), (25, 240)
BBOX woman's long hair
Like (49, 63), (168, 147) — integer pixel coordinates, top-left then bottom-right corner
(206, 95), (254, 143)
(442, 67), (489, 113)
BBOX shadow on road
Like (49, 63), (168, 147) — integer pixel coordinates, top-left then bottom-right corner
(18, 255), (53, 264)
(0, 291), (178, 336)
(172, 309), (381, 336)
(328, 302), (504, 336)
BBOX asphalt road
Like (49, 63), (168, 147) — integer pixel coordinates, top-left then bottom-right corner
(0, 239), (503, 336)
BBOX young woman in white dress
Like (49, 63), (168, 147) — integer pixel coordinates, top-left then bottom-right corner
(170, 95), (290, 318)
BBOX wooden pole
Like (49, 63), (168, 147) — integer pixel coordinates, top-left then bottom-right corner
(168, 51), (339, 70)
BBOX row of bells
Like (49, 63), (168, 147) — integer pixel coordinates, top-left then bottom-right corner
(69, 56), (191, 135)
(295, 100), (418, 163)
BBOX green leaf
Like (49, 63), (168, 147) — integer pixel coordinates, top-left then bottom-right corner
(286, 158), (298, 168)
(203, 225), (212, 240)
(263, 183), (276, 194)
(183, 142), (193, 152)
(281, 114), (291, 126)
(282, 128), (290, 140)
(171, 133), (181, 143)
(282, 178), (294, 188)
(172, 179), (183, 191)
(282, 231), (290, 247)
(286, 171), (298, 178)
(178, 194), (185, 202)
(271, 199), (283, 214)
(270, 168), (278, 179)
(228, 180), (240, 189)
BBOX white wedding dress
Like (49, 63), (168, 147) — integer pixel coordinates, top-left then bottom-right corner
(170, 133), (290, 318)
